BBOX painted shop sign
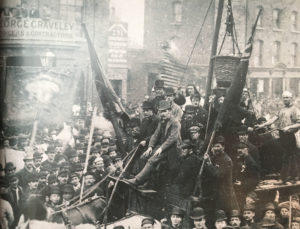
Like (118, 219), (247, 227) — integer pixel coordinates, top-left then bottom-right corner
(0, 18), (79, 43)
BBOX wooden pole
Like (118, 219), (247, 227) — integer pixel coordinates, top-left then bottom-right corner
(204, 0), (225, 109)
(79, 107), (97, 203)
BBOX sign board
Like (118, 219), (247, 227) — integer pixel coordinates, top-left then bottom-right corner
(108, 22), (128, 68)
(0, 18), (80, 45)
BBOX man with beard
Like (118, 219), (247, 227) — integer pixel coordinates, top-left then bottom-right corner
(242, 204), (257, 228)
(82, 172), (104, 198)
(33, 152), (43, 173)
(229, 210), (242, 228)
(127, 100), (181, 187)
(16, 153), (36, 189)
(204, 136), (239, 214)
(256, 91), (300, 184)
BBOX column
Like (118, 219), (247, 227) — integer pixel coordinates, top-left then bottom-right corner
(269, 78), (272, 97)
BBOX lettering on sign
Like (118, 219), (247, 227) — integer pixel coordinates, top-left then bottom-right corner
(0, 18), (79, 44)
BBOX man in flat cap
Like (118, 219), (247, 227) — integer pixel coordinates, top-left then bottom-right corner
(127, 100), (181, 187)
(204, 136), (239, 215)
(173, 139), (201, 196)
(165, 87), (183, 122)
(141, 217), (155, 229)
(181, 105), (199, 140)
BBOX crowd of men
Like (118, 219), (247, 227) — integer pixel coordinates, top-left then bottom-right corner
(1, 79), (300, 229)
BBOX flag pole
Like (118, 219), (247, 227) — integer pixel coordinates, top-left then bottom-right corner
(79, 107), (97, 203)
(289, 195), (292, 229)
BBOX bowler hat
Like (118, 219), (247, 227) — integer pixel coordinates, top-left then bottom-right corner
(165, 87), (175, 96)
(154, 79), (164, 89)
(171, 207), (185, 218)
(185, 105), (196, 114)
(141, 217), (155, 226)
(190, 207), (205, 220)
(212, 87), (227, 98)
(142, 101), (154, 110)
(213, 136), (225, 144)
(158, 100), (172, 111)
(28, 173), (39, 182)
(215, 210), (227, 222)
(57, 170), (69, 177)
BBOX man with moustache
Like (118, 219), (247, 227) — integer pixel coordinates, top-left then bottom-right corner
(16, 153), (36, 190)
(127, 100), (181, 186)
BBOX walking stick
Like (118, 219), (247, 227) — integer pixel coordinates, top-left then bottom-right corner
(80, 107), (97, 203)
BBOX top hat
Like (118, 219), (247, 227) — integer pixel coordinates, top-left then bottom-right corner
(190, 207), (205, 220)
(158, 100), (172, 111)
(154, 79), (164, 89)
(229, 209), (241, 218)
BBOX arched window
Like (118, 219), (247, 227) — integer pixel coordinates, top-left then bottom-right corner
(173, 1), (182, 23)
(273, 9), (281, 29)
(256, 6), (263, 27)
(291, 11), (298, 31)
(254, 40), (264, 66)
(272, 41), (281, 64)
(291, 43), (298, 66)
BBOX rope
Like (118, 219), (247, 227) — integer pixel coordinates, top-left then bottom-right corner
(184, 0), (214, 71)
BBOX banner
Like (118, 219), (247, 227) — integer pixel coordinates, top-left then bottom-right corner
(4, 67), (81, 126)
